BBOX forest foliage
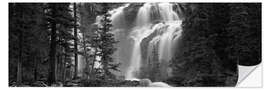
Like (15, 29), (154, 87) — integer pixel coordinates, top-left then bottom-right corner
(9, 3), (261, 87)
(168, 3), (261, 86)
(9, 3), (123, 87)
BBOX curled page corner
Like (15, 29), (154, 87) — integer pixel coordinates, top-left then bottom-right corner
(237, 64), (262, 87)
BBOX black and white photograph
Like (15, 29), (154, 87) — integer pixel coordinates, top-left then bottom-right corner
(8, 2), (262, 87)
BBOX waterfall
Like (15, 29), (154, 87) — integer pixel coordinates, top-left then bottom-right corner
(110, 3), (183, 81)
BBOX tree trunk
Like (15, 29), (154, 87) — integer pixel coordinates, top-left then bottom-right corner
(34, 54), (38, 81)
(58, 51), (63, 82)
(62, 51), (67, 83)
(48, 4), (57, 85)
(82, 32), (92, 79)
(73, 3), (78, 79)
(17, 30), (23, 85)
(56, 53), (60, 81)
(91, 47), (97, 78)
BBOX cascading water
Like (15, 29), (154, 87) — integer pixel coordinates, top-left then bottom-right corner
(110, 3), (183, 81)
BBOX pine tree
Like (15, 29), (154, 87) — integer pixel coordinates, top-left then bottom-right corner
(9, 3), (48, 85)
(73, 3), (79, 79)
(46, 3), (74, 85)
(93, 3), (120, 80)
(47, 3), (57, 85)
(170, 4), (227, 86)
(78, 3), (101, 79)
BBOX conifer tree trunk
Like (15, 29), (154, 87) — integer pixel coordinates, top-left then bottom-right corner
(62, 49), (67, 83)
(59, 52), (63, 81)
(73, 3), (78, 79)
(82, 33), (89, 79)
(48, 4), (57, 85)
(17, 30), (23, 85)
(34, 54), (38, 81)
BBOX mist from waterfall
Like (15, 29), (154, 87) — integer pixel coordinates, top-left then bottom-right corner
(110, 3), (183, 81)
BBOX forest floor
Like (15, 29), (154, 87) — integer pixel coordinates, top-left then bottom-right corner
(9, 79), (141, 87)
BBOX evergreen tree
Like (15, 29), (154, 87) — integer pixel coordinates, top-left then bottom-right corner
(46, 3), (74, 85)
(9, 3), (49, 85)
(93, 3), (120, 80)
(170, 3), (261, 86)
(73, 3), (79, 79)
(78, 3), (101, 80)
